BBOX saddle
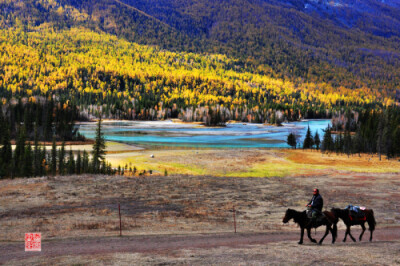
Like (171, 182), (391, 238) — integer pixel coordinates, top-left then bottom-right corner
(306, 208), (325, 222)
(346, 205), (366, 221)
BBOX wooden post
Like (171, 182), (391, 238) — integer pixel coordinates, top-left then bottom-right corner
(233, 205), (237, 233)
(119, 203), (122, 237)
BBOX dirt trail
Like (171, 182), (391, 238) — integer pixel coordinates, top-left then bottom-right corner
(1, 227), (399, 264)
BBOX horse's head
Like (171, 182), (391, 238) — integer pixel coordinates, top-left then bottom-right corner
(282, 208), (294, 223)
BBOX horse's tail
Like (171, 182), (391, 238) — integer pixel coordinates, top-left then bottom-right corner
(368, 209), (376, 231)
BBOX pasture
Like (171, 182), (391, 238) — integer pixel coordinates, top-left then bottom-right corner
(0, 147), (399, 264)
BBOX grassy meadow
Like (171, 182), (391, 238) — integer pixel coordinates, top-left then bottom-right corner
(101, 143), (400, 177)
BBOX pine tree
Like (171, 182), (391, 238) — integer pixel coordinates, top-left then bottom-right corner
(67, 148), (76, 175)
(353, 127), (363, 156)
(314, 131), (321, 150)
(382, 111), (392, 159)
(344, 131), (352, 157)
(334, 134), (342, 154)
(58, 141), (66, 175)
(51, 136), (57, 176)
(303, 125), (314, 149)
(82, 150), (89, 173)
(92, 118), (106, 173)
(33, 127), (41, 176)
(321, 126), (333, 152)
(14, 128), (27, 177)
(23, 143), (33, 177)
(376, 118), (384, 161)
(0, 121), (12, 177)
(76, 150), (82, 175)
(41, 145), (47, 176)
(287, 132), (297, 149)
(393, 127), (400, 157)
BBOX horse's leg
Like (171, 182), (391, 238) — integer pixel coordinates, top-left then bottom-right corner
(359, 223), (366, 241)
(343, 226), (349, 242)
(348, 226), (356, 242)
(298, 227), (304, 244)
(369, 227), (373, 242)
(318, 225), (330, 245)
(307, 227), (317, 243)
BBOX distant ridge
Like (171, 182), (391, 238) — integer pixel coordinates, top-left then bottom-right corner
(1, 0), (400, 98)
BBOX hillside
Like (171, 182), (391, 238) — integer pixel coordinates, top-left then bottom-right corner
(0, 26), (387, 122)
(117, 0), (400, 92)
(2, 0), (400, 95)
(0, 0), (400, 122)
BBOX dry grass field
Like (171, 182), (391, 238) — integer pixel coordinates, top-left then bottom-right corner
(0, 148), (399, 265)
(104, 148), (400, 177)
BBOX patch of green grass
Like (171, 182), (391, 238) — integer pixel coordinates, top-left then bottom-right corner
(166, 163), (208, 175)
(106, 153), (209, 175)
(223, 162), (326, 178)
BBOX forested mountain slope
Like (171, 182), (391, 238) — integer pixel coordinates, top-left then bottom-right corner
(116, 0), (400, 93)
(0, 0), (399, 123)
(2, 0), (400, 95)
(1, 26), (387, 122)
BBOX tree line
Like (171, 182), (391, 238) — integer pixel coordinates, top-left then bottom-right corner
(287, 107), (400, 159)
(0, 116), (114, 178)
(0, 98), (84, 142)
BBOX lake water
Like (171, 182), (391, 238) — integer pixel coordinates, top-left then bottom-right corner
(78, 119), (331, 149)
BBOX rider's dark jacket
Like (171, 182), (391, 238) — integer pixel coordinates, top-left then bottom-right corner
(308, 194), (323, 212)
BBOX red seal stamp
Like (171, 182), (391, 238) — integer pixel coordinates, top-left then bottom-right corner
(25, 233), (41, 252)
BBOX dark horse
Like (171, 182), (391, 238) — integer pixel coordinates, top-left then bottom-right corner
(331, 208), (376, 242)
(283, 208), (337, 245)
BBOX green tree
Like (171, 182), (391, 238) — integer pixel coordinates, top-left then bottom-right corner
(58, 141), (66, 175)
(67, 148), (76, 175)
(82, 150), (89, 173)
(343, 131), (352, 157)
(51, 136), (57, 176)
(287, 132), (297, 149)
(0, 121), (12, 177)
(353, 127), (363, 157)
(92, 118), (106, 173)
(314, 131), (321, 150)
(393, 127), (400, 157)
(33, 127), (41, 176)
(23, 143), (33, 177)
(76, 150), (82, 175)
(376, 118), (384, 161)
(14, 128), (27, 177)
(303, 125), (314, 149)
(41, 145), (47, 176)
(321, 126), (334, 152)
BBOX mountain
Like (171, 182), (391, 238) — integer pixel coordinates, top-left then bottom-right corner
(3, 0), (399, 95)
(0, 0), (399, 121)
(115, 0), (400, 91)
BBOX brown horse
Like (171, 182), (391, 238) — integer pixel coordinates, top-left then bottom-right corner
(283, 208), (337, 245)
(331, 208), (376, 242)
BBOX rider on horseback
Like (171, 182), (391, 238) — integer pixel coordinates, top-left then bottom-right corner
(306, 188), (323, 226)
